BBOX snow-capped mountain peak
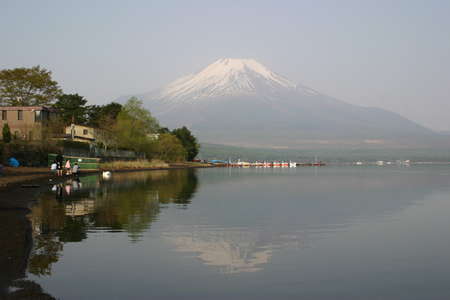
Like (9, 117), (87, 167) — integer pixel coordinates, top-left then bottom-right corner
(158, 58), (299, 102)
(120, 58), (434, 147)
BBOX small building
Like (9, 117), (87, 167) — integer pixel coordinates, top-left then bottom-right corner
(65, 124), (96, 143)
(0, 106), (58, 140)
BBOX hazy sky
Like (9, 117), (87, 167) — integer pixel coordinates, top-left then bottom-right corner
(1, 0), (450, 131)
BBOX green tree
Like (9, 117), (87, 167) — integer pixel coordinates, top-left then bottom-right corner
(53, 94), (89, 125)
(157, 127), (170, 134)
(0, 66), (62, 106)
(87, 102), (122, 127)
(113, 112), (150, 153)
(112, 97), (159, 153)
(154, 133), (187, 162)
(85, 102), (123, 150)
(2, 123), (11, 143)
(122, 97), (159, 134)
(172, 126), (199, 161)
(95, 114), (120, 150)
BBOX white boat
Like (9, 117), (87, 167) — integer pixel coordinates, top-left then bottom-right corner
(236, 159), (250, 167)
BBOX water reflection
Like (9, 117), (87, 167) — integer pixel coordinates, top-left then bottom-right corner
(0, 210), (55, 299)
(31, 169), (198, 245)
(3, 167), (450, 299)
(161, 167), (450, 275)
(0, 169), (198, 294)
(164, 227), (302, 274)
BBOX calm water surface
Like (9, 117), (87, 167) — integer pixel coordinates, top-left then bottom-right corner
(2, 166), (450, 299)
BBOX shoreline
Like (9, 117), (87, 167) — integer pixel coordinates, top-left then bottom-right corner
(0, 162), (214, 210)
(0, 162), (213, 187)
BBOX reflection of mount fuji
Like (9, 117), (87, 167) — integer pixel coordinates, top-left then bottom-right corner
(164, 226), (302, 274)
(163, 167), (450, 274)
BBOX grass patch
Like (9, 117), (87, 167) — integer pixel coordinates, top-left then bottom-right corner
(170, 161), (213, 168)
(100, 159), (169, 170)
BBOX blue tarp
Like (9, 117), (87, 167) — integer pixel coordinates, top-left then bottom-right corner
(209, 160), (227, 164)
(8, 157), (20, 167)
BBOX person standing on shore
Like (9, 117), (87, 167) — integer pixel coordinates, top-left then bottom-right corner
(50, 160), (57, 175)
(65, 159), (71, 175)
(56, 153), (63, 176)
(72, 162), (79, 177)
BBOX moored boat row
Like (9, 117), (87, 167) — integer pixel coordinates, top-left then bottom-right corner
(225, 160), (326, 167)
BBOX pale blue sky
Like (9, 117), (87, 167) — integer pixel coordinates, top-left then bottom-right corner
(1, 0), (450, 130)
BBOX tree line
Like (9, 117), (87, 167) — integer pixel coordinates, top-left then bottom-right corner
(0, 66), (199, 162)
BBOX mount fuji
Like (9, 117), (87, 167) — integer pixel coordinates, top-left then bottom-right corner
(122, 58), (435, 147)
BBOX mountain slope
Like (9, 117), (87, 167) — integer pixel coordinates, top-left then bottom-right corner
(124, 58), (435, 147)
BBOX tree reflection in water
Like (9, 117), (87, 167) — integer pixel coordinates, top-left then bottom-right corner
(25, 169), (198, 276)
(0, 169), (198, 296)
(1, 169), (197, 295)
(90, 169), (198, 241)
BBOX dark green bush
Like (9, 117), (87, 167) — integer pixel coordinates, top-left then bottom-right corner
(0, 142), (4, 162)
(3, 141), (59, 167)
(57, 140), (91, 151)
(2, 124), (11, 143)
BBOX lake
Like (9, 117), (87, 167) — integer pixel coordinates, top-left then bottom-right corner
(1, 166), (450, 299)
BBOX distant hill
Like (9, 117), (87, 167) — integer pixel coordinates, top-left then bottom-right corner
(199, 143), (450, 163)
(118, 58), (439, 148)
